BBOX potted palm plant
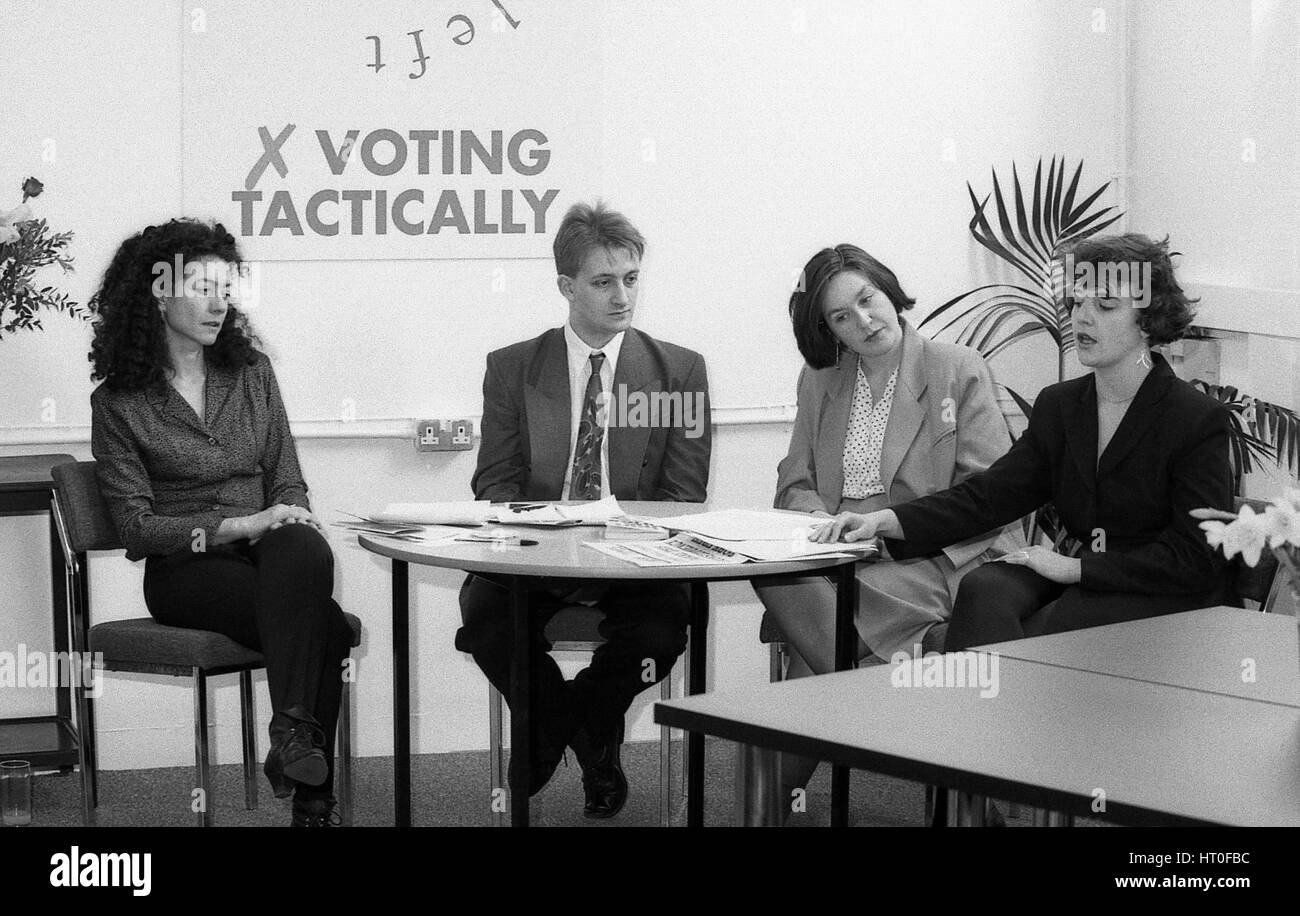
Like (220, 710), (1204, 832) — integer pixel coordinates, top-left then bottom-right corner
(922, 156), (1300, 492)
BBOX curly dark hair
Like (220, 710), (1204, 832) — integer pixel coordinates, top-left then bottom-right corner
(89, 219), (259, 390)
(789, 244), (916, 369)
(1063, 233), (1198, 346)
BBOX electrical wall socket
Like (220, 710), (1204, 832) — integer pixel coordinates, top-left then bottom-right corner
(415, 418), (475, 451)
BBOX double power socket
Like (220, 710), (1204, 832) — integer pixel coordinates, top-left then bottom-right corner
(415, 418), (474, 451)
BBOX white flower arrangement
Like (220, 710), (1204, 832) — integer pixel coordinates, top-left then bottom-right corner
(1192, 492), (1300, 600)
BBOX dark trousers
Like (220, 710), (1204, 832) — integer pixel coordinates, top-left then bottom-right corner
(142, 525), (352, 799)
(945, 561), (1234, 651)
(456, 575), (689, 748)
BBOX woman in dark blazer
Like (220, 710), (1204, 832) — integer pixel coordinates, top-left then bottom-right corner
(89, 219), (352, 827)
(754, 244), (1022, 801)
(814, 234), (1235, 645)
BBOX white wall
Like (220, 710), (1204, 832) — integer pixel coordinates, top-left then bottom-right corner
(1, 0), (1130, 768)
(1128, 0), (1300, 490)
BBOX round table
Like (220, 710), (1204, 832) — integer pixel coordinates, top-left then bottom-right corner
(359, 501), (865, 827)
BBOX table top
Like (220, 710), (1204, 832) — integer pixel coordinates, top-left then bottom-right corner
(654, 657), (1300, 826)
(358, 501), (864, 580)
(980, 606), (1300, 708)
(0, 454), (75, 493)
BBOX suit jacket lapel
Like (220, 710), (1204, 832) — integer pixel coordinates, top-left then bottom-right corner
(1061, 376), (1098, 493)
(146, 381), (207, 435)
(879, 323), (926, 495)
(608, 329), (653, 498)
(523, 328), (572, 499)
(205, 365), (236, 427)
(1097, 353), (1176, 479)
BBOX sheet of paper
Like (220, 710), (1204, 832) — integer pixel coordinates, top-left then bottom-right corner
(349, 524), (466, 544)
(584, 533), (749, 567)
(371, 502), (493, 526)
(651, 509), (820, 541)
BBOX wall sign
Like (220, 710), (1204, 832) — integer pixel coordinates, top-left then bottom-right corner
(182, 1), (601, 261)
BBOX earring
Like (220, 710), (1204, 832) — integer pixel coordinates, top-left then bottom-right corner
(1137, 350), (1152, 368)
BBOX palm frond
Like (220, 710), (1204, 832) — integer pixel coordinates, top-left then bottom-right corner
(1189, 379), (1300, 482)
(929, 157), (1122, 379)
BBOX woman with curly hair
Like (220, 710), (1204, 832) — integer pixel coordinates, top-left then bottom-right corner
(812, 233), (1236, 644)
(89, 219), (351, 827)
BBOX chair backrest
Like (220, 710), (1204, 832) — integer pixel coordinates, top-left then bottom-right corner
(51, 461), (122, 554)
(1231, 496), (1281, 608)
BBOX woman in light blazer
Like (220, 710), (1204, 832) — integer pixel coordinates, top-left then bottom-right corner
(754, 244), (1023, 798)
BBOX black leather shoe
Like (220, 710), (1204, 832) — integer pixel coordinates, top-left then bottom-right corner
(263, 746), (294, 799)
(507, 741), (568, 797)
(570, 724), (628, 819)
(279, 706), (328, 788)
(291, 796), (341, 827)
(505, 691), (581, 797)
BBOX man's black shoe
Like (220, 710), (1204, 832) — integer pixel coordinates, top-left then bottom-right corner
(507, 744), (568, 798)
(570, 724), (628, 819)
(263, 745), (294, 799)
(279, 705), (328, 788)
(291, 795), (341, 827)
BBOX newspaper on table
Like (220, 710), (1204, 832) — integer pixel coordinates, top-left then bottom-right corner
(586, 533), (750, 567)
(586, 531), (873, 567)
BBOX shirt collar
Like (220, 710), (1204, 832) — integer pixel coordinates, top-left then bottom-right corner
(564, 322), (624, 378)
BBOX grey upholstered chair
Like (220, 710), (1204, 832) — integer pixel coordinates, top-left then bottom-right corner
(51, 460), (361, 827)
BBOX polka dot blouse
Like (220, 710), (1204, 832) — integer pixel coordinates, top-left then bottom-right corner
(841, 362), (898, 499)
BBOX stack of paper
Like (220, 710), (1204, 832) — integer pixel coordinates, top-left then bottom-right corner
(653, 509), (820, 542)
(370, 502), (494, 526)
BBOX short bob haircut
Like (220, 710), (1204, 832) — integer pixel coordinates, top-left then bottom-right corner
(1062, 233), (1198, 347)
(789, 244), (916, 369)
(88, 219), (258, 391)
(552, 200), (646, 278)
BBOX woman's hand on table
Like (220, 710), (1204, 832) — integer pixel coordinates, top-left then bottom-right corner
(808, 509), (899, 543)
(997, 546), (1081, 584)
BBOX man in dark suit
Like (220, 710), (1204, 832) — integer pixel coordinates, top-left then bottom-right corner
(456, 201), (711, 817)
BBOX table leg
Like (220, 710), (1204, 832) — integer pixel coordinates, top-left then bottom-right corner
(736, 743), (781, 826)
(508, 578), (533, 827)
(830, 560), (858, 827)
(687, 581), (709, 827)
(392, 559), (410, 827)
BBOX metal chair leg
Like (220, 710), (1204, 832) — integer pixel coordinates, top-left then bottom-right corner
(679, 631), (690, 799)
(239, 670), (257, 810)
(339, 675), (353, 827)
(1032, 808), (1074, 827)
(193, 669), (211, 828)
(74, 659), (94, 826)
(489, 683), (505, 827)
(85, 688), (99, 808)
(769, 642), (785, 683)
(659, 674), (672, 826)
(65, 559), (95, 825)
(956, 792), (987, 826)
